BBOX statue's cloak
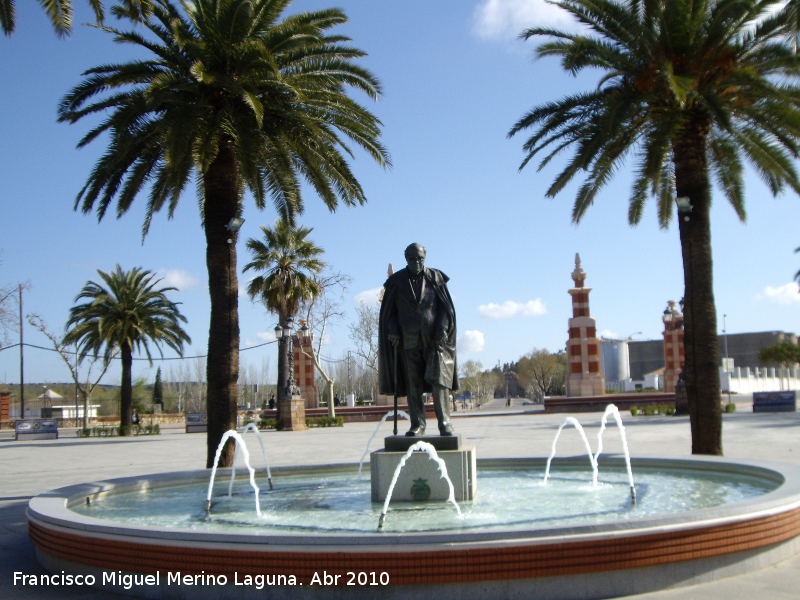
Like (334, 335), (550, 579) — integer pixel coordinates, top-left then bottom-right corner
(378, 267), (459, 396)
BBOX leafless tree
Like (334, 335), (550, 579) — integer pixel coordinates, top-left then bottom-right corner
(0, 285), (14, 347)
(28, 314), (117, 427)
(166, 361), (192, 413)
(348, 301), (379, 373)
(0, 251), (17, 347)
(298, 270), (352, 417)
(459, 360), (500, 407)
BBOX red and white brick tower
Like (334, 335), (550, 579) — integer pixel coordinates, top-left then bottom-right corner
(566, 254), (605, 396)
(662, 300), (685, 393)
(293, 321), (319, 408)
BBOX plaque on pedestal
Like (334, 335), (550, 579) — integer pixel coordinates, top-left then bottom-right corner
(370, 445), (476, 502)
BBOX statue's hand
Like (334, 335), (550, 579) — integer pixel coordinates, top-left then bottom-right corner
(388, 334), (400, 347)
(435, 337), (447, 350)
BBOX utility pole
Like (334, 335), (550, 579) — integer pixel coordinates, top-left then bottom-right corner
(18, 284), (24, 419)
(347, 351), (353, 398)
(75, 345), (80, 428)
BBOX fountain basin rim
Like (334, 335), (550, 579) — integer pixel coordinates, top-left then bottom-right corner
(27, 455), (800, 550)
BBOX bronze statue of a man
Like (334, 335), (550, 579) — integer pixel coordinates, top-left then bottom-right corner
(378, 243), (458, 437)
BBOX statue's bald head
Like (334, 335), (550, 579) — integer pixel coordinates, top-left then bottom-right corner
(404, 243), (426, 261)
(404, 243), (426, 275)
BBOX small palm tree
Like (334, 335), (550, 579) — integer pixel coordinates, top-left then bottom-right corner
(509, 0), (800, 455)
(58, 0), (388, 466)
(64, 266), (190, 432)
(243, 220), (324, 419)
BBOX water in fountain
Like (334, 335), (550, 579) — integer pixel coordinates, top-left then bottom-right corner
(230, 423), (273, 492)
(357, 409), (412, 479)
(595, 404), (636, 501)
(377, 441), (462, 530)
(543, 417), (597, 485)
(207, 430), (262, 517)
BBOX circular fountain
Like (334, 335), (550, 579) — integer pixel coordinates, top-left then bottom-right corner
(28, 455), (800, 600)
(25, 407), (800, 599)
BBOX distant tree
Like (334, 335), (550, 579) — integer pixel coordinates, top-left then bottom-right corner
(348, 302), (380, 373)
(0, 253), (29, 348)
(152, 366), (164, 407)
(759, 341), (800, 390)
(517, 349), (568, 402)
(759, 341), (800, 366)
(0, 285), (14, 347)
(299, 270), (352, 418)
(28, 314), (117, 428)
(459, 360), (500, 407)
(348, 300), (381, 405)
(64, 266), (190, 433)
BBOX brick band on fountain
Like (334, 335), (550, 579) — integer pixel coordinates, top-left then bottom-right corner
(566, 254), (605, 397)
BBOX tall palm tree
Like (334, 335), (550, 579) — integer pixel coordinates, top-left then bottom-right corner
(63, 266), (190, 432)
(243, 220), (324, 423)
(58, 0), (388, 466)
(509, 0), (800, 455)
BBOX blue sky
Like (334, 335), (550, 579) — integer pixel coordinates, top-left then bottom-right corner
(1, 0), (798, 386)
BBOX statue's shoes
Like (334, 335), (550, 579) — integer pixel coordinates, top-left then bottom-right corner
(405, 427), (425, 437)
(439, 424), (454, 436)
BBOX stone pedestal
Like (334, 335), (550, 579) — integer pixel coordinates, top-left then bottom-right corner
(566, 372), (606, 397)
(278, 395), (308, 431)
(370, 445), (476, 502)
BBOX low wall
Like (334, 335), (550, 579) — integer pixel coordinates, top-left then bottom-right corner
(0, 414), (190, 429)
(722, 368), (800, 395)
(258, 404), (434, 424)
(544, 393), (676, 413)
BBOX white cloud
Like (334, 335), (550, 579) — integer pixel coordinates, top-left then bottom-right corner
(256, 331), (274, 342)
(459, 330), (485, 353)
(478, 299), (547, 319)
(157, 268), (198, 291)
(354, 287), (382, 306)
(472, 0), (578, 41)
(758, 282), (800, 305)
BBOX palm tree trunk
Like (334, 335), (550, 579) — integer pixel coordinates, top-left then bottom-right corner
(204, 140), (241, 468)
(120, 343), (133, 434)
(674, 119), (722, 456)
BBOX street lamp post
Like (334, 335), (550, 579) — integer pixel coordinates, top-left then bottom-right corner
(273, 317), (308, 431)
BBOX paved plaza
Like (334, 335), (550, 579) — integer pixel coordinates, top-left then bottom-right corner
(2, 395), (800, 599)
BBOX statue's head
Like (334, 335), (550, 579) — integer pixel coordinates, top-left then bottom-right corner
(404, 243), (426, 276)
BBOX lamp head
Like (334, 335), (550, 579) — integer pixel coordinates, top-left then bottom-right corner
(226, 217), (245, 233)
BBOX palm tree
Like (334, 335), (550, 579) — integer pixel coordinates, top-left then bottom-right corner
(63, 266), (190, 432)
(509, 0), (800, 455)
(243, 220), (324, 425)
(58, 0), (388, 466)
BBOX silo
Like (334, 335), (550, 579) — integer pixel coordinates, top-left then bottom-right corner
(599, 339), (630, 383)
